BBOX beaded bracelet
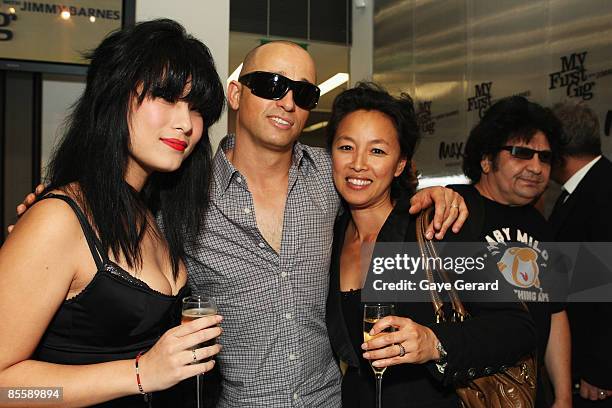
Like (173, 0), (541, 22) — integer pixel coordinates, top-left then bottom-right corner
(135, 351), (152, 402)
(135, 351), (145, 393)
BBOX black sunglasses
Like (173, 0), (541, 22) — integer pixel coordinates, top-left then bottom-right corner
(500, 146), (553, 164)
(238, 71), (320, 110)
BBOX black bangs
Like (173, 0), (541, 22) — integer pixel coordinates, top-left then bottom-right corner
(47, 19), (222, 281)
(136, 35), (225, 128)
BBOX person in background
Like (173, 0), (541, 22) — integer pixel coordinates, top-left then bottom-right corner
(0, 19), (224, 407)
(458, 96), (571, 407)
(326, 83), (537, 407)
(550, 101), (612, 406)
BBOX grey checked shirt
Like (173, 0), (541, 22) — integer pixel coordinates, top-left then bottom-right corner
(184, 135), (342, 407)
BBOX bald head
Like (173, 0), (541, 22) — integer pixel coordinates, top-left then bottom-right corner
(240, 41), (316, 82)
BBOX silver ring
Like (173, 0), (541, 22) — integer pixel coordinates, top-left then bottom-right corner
(599, 390), (607, 399)
(192, 349), (198, 363)
(451, 203), (459, 209)
(397, 343), (406, 357)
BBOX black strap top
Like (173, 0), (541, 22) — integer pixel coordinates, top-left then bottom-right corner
(34, 194), (189, 365)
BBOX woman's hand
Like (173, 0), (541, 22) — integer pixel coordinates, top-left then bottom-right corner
(138, 314), (223, 393)
(409, 186), (468, 240)
(361, 315), (440, 368)
(579, 379), (611, 401)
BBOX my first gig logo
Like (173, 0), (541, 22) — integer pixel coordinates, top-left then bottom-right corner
(549, 51), (595, 101)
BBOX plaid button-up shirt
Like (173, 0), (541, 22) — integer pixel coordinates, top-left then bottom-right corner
(184, 135), (342, 407)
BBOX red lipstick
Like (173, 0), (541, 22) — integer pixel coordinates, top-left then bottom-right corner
(160, 138), (187, 152)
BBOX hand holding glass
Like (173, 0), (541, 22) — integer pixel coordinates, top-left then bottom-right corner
(182, 295), (218, 408)
(363, 304), (395, 408)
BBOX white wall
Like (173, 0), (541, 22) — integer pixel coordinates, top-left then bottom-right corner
(40, 0), (230, 175)
(349, 0), (373, 86)
(41, 75), (85, 176)
(136, 0), (229, 150)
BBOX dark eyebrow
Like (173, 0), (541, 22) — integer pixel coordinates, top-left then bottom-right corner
(368, 139), (390, 146)
(334, 135), (354, 143)
(334, 135), (390, 146)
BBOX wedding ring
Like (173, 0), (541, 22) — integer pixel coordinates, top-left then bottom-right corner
(192, 349), (198, 363)
(450, 202), (459, 209)
(599, 390), (607, 399)
(397, 343), (406, 357)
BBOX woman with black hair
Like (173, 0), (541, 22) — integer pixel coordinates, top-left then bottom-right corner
(325, 82), (537, 407)
(0, 19), (225, 407)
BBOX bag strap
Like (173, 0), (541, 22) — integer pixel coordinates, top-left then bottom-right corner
(416, 208), (468, 323)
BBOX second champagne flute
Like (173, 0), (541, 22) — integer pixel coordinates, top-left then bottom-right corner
(363, 303), (395, 408)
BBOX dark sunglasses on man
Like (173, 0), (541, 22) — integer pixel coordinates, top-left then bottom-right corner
(238, 71), (321, 111)
(500, 146), (553, 164)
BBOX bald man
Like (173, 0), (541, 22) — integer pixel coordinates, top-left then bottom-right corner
(182, 41), (466, 407)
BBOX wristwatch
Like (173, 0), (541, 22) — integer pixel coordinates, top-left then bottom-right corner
(436, 340), (448, 362)
(435, 341), (448, 374)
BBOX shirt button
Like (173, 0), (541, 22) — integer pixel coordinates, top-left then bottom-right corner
(258, 242), (266, 248)
(236, 177), (242, 183)
(244, 207), (251, 214)
(293, 393), (299, 401)
(289, 353), (297, 361)
(281, 271), (288, 278)
(285, 312), (293, 320)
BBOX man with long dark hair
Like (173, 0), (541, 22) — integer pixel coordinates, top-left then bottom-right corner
(456, 96), (572, 408)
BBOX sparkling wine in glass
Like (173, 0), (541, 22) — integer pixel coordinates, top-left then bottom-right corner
(182, 295), (217, 408)
(363, 303), (395, 408)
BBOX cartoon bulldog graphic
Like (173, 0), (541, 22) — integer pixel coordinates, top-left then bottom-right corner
(497, 247), (541, 289)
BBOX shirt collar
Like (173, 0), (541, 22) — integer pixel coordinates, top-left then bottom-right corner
(212, 134), (317, 197)
(563, 155), (601, 194)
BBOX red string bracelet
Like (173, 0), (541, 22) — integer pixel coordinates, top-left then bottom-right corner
(135, 351), (147, 395)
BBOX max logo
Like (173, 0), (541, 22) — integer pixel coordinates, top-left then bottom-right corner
(438, 142), (464, 160)
(0, 12), (17, 41)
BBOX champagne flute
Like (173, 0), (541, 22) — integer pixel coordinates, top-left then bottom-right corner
(363, 303), (395, 408)
(182, 295), (217, 408)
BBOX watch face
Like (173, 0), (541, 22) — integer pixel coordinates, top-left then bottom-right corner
(437, 341), (448, 360)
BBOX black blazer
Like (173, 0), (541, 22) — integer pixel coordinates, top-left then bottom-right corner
(549, 156), (612, 389)
(326, 198), (537, 405)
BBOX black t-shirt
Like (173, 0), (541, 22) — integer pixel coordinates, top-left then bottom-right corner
(450, 184), (565, 366)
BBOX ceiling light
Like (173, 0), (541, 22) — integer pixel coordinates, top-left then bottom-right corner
(318, 73), (349, 96)
(227, 63), (243, 85)
(416, 174), (470, 190)
(60, 10), (71, 19)
(302, 121), (329, 133)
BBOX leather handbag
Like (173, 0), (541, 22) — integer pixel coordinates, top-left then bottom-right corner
(416, 208), (537, 408)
